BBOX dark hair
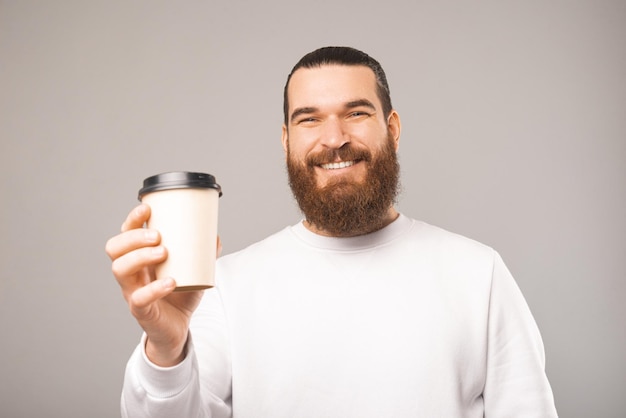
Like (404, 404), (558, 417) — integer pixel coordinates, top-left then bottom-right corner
(283, 46), (393, 125)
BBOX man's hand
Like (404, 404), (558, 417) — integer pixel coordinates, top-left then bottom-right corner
(105, 204), (208, 366)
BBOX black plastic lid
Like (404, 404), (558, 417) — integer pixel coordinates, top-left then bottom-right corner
(138, 171), (222, 200)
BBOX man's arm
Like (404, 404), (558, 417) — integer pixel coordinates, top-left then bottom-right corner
(121, 330), (231, 418)
(483, 252), (558, 417)
(107, 204), (231, 417)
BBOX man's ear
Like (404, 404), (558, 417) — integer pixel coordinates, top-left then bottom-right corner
(281, 124), (289, 154)
(387, 110), (401, 151)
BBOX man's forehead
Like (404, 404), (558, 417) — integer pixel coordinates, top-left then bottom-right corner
(287, 64), (380, 109)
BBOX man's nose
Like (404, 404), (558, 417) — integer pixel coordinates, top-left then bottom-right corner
(320, 118), (350, 149)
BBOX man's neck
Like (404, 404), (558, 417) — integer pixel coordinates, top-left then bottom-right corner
(303, 207), (399, 238)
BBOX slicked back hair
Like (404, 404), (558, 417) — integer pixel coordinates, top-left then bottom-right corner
(283, 46), (393, 125)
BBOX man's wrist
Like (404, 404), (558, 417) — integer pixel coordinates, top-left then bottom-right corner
(144, 335), (188, 367)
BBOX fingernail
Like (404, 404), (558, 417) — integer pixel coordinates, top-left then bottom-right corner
(152, 246), (165, 256)
(145, 229), (158, 242)
(135, 205), (147, 216)
(161, 278), (176, 290)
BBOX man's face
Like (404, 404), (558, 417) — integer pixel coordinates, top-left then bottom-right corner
(282, 65), (402, 236)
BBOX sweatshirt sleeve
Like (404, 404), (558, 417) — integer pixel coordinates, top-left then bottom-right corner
(483, 252), (558, 417)
(120, 288), (232, 418)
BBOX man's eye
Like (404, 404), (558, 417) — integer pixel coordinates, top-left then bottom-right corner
(349, 111), (369, 118)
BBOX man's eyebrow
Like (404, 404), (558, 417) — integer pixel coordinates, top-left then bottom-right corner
(345, 99), (376, 111)
(290, 107), (318, 124)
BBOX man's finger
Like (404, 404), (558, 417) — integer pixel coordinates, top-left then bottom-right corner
(128, 277), (177, 318)
(121, 204), (151, 232)
(105, 228), (161, 261)
(111, 245), (166, 279)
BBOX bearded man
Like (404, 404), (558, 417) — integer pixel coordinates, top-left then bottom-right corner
(107, 46), (558, 418)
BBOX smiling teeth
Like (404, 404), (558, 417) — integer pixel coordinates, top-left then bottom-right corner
(321, 161), (355, 170)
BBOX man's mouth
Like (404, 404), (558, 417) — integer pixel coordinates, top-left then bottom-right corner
(320, 160), (357, 170)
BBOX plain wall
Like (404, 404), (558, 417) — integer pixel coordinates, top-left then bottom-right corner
(1, 1), (624, 417)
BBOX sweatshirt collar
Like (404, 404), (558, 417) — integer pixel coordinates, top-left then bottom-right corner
(289, 213), (414, 252)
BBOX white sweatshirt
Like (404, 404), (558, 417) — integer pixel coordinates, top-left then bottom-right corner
(122, 214), (558, 417)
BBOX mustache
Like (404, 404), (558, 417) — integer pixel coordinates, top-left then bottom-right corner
(306, 145), (372, 167)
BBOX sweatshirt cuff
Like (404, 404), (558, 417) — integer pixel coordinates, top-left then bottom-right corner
(135, 332), (195, 398)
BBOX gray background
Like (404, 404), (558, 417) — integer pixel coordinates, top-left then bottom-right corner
(1, 1), (624, 417)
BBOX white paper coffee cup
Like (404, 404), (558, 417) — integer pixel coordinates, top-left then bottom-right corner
(138, 172), (222, 291)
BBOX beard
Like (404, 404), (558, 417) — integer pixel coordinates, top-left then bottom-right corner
(287, 133), (400, 237)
